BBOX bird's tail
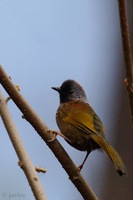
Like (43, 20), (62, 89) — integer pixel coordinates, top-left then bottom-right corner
(91, 134), (127, 176)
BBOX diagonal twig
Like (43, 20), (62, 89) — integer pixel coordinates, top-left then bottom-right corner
(0, 66), (98, 200)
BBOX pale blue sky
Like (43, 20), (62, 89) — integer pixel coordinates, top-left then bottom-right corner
(0, 1), (132, 200)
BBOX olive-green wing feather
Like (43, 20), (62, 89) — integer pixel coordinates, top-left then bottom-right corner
(63, 102), (104, 135)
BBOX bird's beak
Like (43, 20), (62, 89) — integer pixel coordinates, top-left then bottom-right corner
(51, 87), (60, 93)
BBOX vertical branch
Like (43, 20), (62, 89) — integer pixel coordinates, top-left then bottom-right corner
(0, 90), (47, 200)
(118, 0), (133, 121)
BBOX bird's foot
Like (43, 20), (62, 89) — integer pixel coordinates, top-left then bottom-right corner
(47, 129), (64, 142)
(77, 151), (90, 172)
(46, 129), (57, 142)
(77, 164), (83, 172)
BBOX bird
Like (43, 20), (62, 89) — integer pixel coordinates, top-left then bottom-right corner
(52, 79), (127, 176)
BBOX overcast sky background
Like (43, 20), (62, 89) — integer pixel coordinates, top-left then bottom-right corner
(0, 1), (133, 200)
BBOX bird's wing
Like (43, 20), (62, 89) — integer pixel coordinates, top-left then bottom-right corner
(62, 102), (104, 135)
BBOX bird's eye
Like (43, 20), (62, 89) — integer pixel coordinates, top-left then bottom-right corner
(69, 90), (73, 94)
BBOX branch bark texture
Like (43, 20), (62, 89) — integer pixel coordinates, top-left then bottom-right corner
(118, 0), (133, 121)
(0, 66), (98, 200)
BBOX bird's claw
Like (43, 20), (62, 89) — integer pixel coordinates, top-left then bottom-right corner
(46, 129), (58, 142)
(47, 129), (66, 142)
(77, 165), (83, 172)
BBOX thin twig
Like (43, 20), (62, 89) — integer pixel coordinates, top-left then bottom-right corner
(0, 90), (47, 200)
(18, 161), (47, 173)
(35, 167), (47, 173)
(118, 0), (133, 121)
(0, 66), (98, 200)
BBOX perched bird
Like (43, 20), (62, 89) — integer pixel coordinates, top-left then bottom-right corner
(52, 79), (127, 176)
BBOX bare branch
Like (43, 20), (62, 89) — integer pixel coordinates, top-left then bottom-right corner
(0, 66), (98, 200)
(0, 90), (47, 200)
(118, 0), (133, 121)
